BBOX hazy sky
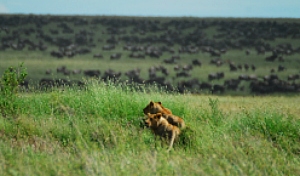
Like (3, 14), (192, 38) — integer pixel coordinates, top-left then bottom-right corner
(0, 0), (299, 18)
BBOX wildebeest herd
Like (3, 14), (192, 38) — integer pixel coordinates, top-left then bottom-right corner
(1, 15), (300, 94)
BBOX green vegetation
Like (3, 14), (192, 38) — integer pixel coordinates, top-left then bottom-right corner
(0, 63), (27, 118)
(0, 80), (299, 175)
(1, 15), (300, 175)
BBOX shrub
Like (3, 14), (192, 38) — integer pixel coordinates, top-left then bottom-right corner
(0, 63), (27, 118)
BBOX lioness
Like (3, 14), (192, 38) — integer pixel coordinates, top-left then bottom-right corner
(144, 113), (180, 151)
(143, 101), (172, 115)
(162, 114), (186, 129)
(143, 101), (185, 129)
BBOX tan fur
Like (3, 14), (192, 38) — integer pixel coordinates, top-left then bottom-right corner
(144, 113), (180, 152)
(143, 101), (185, 129)
(143, 101), (172, 115)
(162, 114), (186, 129)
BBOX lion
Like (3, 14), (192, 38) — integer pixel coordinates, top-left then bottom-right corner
(143, 101), (185, 129)
(161, 113), (186, 129)
(144, 113), (180, 152)
(143, 101), (172, 115)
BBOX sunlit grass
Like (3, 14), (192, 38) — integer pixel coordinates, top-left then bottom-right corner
(0, 81), (300, 175)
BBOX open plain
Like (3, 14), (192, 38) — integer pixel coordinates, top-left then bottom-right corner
(0, 15), (300, 175)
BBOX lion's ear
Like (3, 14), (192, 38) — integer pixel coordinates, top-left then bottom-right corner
(156, 113), (162, 119)
(157, 102), (162, 105)
(150, 101), (154, 106)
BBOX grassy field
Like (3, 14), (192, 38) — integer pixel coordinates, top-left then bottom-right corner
(0, 81), (300, 175)
(1, 14), (300, 95)
(1, 15), (300, 175)
(1, 48), (300, 96)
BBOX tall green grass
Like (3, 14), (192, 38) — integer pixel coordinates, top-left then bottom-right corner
(0, 81), (300, 175)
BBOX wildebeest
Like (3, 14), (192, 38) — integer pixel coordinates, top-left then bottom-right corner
(171, 55), (180, 60)
(174, 65), (181, 71)
(72, 69), (82, 74)
(224, 79), (240, 90)
(263, 74), (278, 82)
(62, 69), (71, 76)
(238, 64), (243, 70)
(245, 49), (250, 55)
(265, 54), (278, 62)
(211, 84), (225, 94)
(102, 44), (115, 50)
(45, 69), (52, 75)
(287, 74), (300, 81)
(145, 46), (162, 58)
(250, 77), (299, 94)
(278, 56), (285, 62)
(148, 66), (157, 79)
(102, 69), (122, 82)
(256, 46), (266, 55)
(93, 53), (103, 58)
(177, 78), (200, 93)
(145, 77), (166, 85)
(56, 66), (71, 75)
(208, 72), (224, 81)
(210, 58), (223, 67)
(244, 64), (249, 71)
(55, 78), (70, 87)
(199, 82), (212, 90)
(51, 51), (64, 58)
(160, 66), (169, 76)
(238, 74), (249, 81)
(163, 57), (176, 64)
(39, 78), (55, 89)
(182, 64), (193, 71)
(248, 74), (258, 81)
(125, 68), (141, 78)
(129, 52), (145, 59)
(57, 66), (67, 73)
(229, 63), (238, 71)
(176, 71), (191, 78)
(148, 66), (169, 78)
(209, 50), (221, 57)
(84, 70), (101, 77)
(69, 80), (85, 87)
(110, 53), (122, 60)
(192, 59), (202, 66)
(19, 80), (29, 91)
(125, 68), (143, 83)
(278, 65), (286, 72)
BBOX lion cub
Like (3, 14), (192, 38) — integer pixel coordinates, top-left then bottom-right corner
(143, 101), (185, 129)
(144, 113), (180, 151)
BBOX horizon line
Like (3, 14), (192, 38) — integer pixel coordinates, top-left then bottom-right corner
(1, 12), (300, 19)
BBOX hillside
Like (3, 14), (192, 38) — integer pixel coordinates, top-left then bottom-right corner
(1, 14), (300, 95)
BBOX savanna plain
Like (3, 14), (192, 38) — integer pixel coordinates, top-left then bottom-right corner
(1, 83), (300, 175)
(0, 14), (300, 175)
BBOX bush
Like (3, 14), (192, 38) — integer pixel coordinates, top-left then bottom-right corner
(0, 63), (27, 118)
